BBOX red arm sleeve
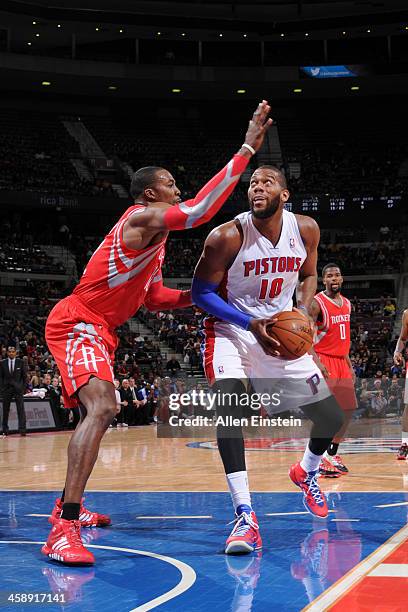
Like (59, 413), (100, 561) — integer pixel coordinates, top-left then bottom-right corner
(144, 274), (192, 312)
(163, 153), (249, 230)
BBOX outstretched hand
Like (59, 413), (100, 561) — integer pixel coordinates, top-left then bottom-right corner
(243, 100), (273, 153)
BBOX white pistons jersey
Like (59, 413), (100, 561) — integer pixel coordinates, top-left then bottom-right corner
(202, 208), (331, 407)
(224, 209), (307, 318)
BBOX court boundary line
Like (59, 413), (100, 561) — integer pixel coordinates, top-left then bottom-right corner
(302, 523), (408, 611)
(0, 541), (196, 612)
(1, 489), (408, 493)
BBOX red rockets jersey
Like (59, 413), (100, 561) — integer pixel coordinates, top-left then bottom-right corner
(314, 291), (351, 357)
(73, 205), (166, 328)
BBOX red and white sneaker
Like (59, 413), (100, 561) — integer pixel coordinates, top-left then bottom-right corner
(289, 461), (328, 518)
(330, 454), (349, 474)
(396, 443), (408, 460)
(41, 519), (95, 565)
(49, 498), (111, 528)
(319, 457), (342, 478)
(225, 505), (262, 555)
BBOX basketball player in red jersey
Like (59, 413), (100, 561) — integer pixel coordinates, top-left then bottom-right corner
(310, 263), (357, 476)
(393, 308), (408, 460)
(41, 101), (273, 565)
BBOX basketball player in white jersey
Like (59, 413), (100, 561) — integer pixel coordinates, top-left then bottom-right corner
(192, 165), (344, 554)
(393, 308), (408, 459)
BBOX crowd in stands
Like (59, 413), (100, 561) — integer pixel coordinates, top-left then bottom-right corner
(0, 97), (408, 204)
(348, 295), (407, 417)
(278, 99), (408, 197)
(319, 242), (405, 275)
(138, 305), (204, 372)
(285, 145), (408, 196)
(0, 243), (65, 275)
(0, 110), (117, 197)
(85, 112), (249, 205)
(355, 374), (406, 418)
(161, 233), (405, 277)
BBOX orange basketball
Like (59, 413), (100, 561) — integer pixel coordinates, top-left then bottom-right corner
(266, 311), (313, 360)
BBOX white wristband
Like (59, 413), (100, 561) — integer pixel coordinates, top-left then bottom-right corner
(242, 143), (256, 155)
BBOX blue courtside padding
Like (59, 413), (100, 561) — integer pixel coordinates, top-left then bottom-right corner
(0, 491), (407, 611)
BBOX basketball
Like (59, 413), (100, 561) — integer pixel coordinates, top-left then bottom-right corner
(266, 311), (313, 359)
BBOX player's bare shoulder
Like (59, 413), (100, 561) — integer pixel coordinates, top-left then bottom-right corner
(295, 213), (320, 238)
(205, 220), (243, 252)
(295, 214), (320, 249)
(198, 219), (243, 271)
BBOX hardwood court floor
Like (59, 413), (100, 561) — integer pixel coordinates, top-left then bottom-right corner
(0, 420), (407, 493)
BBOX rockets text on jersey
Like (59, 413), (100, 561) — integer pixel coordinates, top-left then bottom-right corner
(314, 291), (351, 357)
(223, 209), (307, 319)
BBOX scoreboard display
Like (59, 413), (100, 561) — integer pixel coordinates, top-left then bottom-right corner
(284, 194), (403, 214)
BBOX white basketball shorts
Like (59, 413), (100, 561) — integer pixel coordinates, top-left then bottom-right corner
(202, 318), (331, 413)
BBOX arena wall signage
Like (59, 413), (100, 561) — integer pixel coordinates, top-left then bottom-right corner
(0, 398), (56, 431)
(300, 65), (363, 78)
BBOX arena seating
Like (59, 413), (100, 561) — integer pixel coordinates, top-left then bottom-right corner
(0, 109), (115, 196)
(277, 99), (408, 195)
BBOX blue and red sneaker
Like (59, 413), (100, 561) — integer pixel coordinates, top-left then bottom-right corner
(225, 505), (262, 554)
(289, 461), (328, 518)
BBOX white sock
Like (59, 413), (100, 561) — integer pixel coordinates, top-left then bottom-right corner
(300, 445), (322, 473)
(226, 471), (252, 511)
(402, 432), (408, 444)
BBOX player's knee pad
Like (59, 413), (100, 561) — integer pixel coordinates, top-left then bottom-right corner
(301, 394), (345, 439)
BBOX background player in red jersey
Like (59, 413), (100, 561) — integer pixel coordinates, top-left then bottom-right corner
(393, 308), (408, 460)
(41, 101), (273, 566)
(310, 263), (357, 476)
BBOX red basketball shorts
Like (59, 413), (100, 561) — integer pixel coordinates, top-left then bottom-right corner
(316, 353), (357, 411)
(45, 295), (118, 408)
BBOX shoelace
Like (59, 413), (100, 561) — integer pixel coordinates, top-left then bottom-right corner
(304, 474), (324, 506)
(228, 512), (259, 537)
(333, 456), (344, 465)
(67, 521), (83, 547)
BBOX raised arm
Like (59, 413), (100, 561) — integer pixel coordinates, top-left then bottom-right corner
(124, 101), (273, 243)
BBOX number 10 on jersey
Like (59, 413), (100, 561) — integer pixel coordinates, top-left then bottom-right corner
(259, 277), (284, 300)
